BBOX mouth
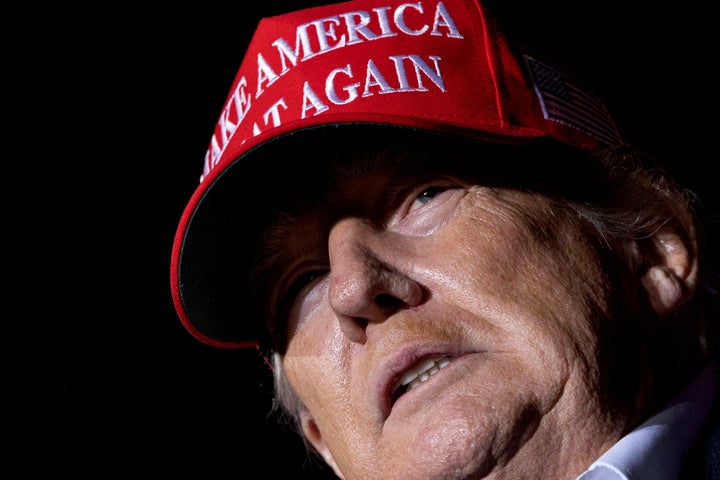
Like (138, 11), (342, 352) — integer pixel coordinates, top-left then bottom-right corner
(391, 355), (453, 404)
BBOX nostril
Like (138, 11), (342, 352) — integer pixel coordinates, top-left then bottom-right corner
(337, 315), (369, 343)
(375, 293), (405, 309)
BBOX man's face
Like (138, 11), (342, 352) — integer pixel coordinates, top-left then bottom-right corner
(265, 151), (639, 480)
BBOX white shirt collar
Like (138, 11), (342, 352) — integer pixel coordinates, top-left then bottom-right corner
(577, 360), (718, 480)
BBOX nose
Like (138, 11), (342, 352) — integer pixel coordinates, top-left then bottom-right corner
(327, 218), (424, 343)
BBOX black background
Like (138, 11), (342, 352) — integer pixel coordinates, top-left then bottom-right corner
(7, 1), (719, 478)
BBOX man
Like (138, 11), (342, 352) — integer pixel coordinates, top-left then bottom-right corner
(170, 0), (719, 478)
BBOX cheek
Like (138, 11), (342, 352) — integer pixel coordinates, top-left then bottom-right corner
(283, 303), (355, 414)
(443, 196), (609, 360)
(283, 331), (368, 463)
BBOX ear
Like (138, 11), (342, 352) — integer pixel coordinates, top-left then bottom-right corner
(300, 410), (345, 479)
(636, 214), (699, 316)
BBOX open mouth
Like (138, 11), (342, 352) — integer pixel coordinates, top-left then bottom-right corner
(391, 356), (452, 404)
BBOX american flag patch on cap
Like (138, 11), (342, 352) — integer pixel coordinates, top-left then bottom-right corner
(525, 56), (622, 146)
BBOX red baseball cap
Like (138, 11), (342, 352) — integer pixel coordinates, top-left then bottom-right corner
(170, 0), (624, 349)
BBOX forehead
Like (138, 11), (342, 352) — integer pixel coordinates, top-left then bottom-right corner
(264, 130), (596, 217)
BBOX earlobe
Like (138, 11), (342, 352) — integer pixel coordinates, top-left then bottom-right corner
(300, 411), (345, 479)
(637, 219), (699, 316)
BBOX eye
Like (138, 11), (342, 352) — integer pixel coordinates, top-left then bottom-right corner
(277, 268), (328, 317)
(271, 267), (327, 338)
(284, 270), (324, 302)
(408, 185), (450, 212)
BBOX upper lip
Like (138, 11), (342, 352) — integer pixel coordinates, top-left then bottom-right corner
(374, 343), (470, 418)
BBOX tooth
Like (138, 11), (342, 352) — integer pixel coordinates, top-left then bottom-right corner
(400, 358), (438, 386)
(399, 356), (452, 389)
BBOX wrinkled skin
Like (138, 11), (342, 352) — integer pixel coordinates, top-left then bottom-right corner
(264, 158), (695, 480)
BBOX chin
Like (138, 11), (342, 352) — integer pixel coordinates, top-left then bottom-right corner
(375, 415), (501, 480)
